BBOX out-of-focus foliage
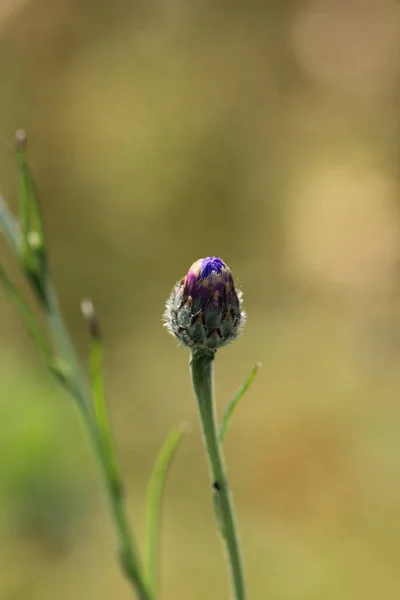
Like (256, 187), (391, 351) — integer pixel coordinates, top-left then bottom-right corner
(1, 1), (400, 599)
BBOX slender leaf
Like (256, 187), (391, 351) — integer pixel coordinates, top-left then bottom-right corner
(15, 130), (48, 306)
(219, 362), (261, 444)
(15, 131), (45, 245)
(145, 425), (187, 596)
(84, 301), (152, 598)
(0, 264), (52, 362)
(0, 195), (21, 252)
(0, 264), (83, 403)
(89, 335), (121, 494)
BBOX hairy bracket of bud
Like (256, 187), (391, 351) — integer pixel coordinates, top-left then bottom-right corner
(164, 256), (245, 354)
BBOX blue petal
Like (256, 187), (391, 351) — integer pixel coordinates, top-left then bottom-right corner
(200, 256), (226, 278)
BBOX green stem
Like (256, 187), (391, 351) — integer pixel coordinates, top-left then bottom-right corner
(1, 142), (151, 600)
(190, 352), (246, 600)
(89, 336), (151, 599)
(44, 280), (90, 413)
(44, 283), (152, 600)
(86, 405), (151, 600)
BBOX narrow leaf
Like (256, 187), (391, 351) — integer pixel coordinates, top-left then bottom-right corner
(82, 300), (151, 599)
(219, 362), (261, 444)
(82, 299), (123, 492)
(145, 425), (187, 596)
(89, 335), (121, 495)
(0, 195), (21, 252)
(0, 264), (85, 404)
(15, 130), (48, 306)
(0, 264), (52, 362)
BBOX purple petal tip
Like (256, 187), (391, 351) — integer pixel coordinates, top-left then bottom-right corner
(200, 256), (226, 278)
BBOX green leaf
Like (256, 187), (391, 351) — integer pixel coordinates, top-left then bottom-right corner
(0, 194), (21, 253)
(219, 362), (261, 444)
(89, 335), (121, 496)
(0, 264), (52, 362)
(145, 424), (187, 596)
(15, 130), (48, 306)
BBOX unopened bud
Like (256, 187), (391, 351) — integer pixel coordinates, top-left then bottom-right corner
(15, 129), (27, 150)
(164, 257), (245, 354)
(27, 231), (43, 250)
(81, 298), (102, 340)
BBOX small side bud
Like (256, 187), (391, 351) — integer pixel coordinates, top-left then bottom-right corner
(15, 129), (27, 150)
(81, 298), (102, 340)
(27, 230), (43, 250)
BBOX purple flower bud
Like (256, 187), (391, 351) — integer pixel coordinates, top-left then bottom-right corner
(164, 257), (245, 354)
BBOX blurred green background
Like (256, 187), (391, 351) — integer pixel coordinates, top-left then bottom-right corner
(1, 1), (400, 598)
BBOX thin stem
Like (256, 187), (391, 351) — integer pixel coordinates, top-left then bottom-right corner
(89, 335), (151, 599)
(1, 139), (151, 600)
(44, 280), (90, 414)
(44, 283), (152, 600)
(190, 352), (246, 600)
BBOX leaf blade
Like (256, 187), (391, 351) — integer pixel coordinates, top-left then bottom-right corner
(145, 425), (187, 596)
(219, 362), (261, 444)
(0, 195), (21, 253)
(0, 264), (52, 362)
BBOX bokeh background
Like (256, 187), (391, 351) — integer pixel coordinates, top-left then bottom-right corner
(1, 0), (400, 598)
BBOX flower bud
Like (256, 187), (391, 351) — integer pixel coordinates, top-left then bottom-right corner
(164, 256), (245, 354)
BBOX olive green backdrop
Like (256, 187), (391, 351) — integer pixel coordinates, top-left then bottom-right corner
(1, 1), (400, 599)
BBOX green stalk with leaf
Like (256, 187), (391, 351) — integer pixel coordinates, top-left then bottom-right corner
(0, 130), (259, 599)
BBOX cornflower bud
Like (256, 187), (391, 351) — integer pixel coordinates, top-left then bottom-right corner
(164, 256), (245, 354)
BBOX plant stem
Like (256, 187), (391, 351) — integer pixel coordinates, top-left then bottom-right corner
(190, 352), (246, 600)
(89, 336), (151, 600)
(2, 137), (151, 600)
(44, 282), (152, 600)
